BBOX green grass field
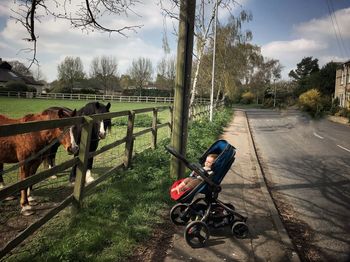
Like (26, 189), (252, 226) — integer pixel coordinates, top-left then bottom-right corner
(0, 97), (170, 118)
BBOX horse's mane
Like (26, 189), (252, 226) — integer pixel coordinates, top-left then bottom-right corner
(42, 107), (71, 118)
(22, 114), (36, 122)
(77, 102), (97, 115)
(0, 113), (36, 123)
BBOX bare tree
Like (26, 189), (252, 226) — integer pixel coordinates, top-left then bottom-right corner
(32, 64), (46, 82)
(11, 0), (143, 68)
(90, 56), (118, 95)
(57, 56), (85, 93)
(156, 56), (176, 93)
(166, 56), (176, 87)
(160, 0), (249, 106)
(129, 57), (153, 96)
(8, 61), (33, 77)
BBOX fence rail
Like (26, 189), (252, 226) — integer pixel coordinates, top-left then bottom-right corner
(0, 101), (222, 258)
(0, 91), (211, 104)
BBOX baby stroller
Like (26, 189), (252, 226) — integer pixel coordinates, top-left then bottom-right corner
(165, 140), (249, 248)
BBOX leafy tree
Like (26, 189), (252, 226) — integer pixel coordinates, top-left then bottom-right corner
(249, 58), (282, 104)
(299, 89), (322, 117)
(241, 91), (255, 104)
(189, 2), (252, 106)
(318, 62), (339, 97)
(289, 56), (320, 95)
(119, 74), (134, 89)
(197, 18), (260, 102)
(90, 56), (119, 95)
(57, 57), (85, 93)
(128, 58), (153, 96)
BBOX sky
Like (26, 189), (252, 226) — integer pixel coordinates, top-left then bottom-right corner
(0, 0), (349, 82)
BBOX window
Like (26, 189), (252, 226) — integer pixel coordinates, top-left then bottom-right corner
(340, 94), (344, 107)
(341, 70), (345, 85)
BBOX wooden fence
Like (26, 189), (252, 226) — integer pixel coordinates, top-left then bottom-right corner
(0, 91), (211, 104)
(0, 101), (222, 258)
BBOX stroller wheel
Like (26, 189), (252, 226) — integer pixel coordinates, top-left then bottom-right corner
(170, 203), (190, 225)
(184, 221), (210, 248)
(231, 221), (249, 239)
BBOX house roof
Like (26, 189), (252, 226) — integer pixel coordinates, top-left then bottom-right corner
(0, 60), (43, 86)
(343, 60), (350, 65)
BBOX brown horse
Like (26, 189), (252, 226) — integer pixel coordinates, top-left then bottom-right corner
(0, 108), (79, 215)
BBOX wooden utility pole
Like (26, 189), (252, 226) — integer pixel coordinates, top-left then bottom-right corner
(170, 0), (196, 179)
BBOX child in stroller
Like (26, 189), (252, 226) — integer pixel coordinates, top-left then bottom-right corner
(165, 140), (249, 248)
(170, 153), (218, 196)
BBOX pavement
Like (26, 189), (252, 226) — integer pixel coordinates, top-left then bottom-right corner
(164, 109), (301, 262)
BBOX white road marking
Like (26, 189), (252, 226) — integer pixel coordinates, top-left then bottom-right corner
(337, 145), (350, 153)
(313, 132), (324, 139)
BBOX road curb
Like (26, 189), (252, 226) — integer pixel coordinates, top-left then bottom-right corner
(243, 109), (301, 262)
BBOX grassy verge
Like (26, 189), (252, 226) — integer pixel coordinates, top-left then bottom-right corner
(3, 108), (233, 262)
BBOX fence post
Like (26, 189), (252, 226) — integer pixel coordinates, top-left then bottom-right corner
(152, 108), (158, 149)
(72, 116), (94, 210)
(124, 111), (135, 168)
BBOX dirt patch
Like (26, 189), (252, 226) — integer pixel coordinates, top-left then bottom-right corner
(127, 212), (175, 262)
(0, 182), (73, 256)
(272, 192), (322, 262)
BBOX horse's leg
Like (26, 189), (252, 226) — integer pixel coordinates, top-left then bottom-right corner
(26, 161), (41, 206)
(85, 141), (98, 184)
(85, 157), (94, 184)
(69, 163), (77, 184)
(45, 142), (59, 179)
(1, 163), (17, 200)
(20, 165), (34, 216)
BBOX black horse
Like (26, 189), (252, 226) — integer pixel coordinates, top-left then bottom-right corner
(43, 101), (111, 183)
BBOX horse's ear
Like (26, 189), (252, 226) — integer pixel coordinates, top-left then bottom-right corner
(58, 109), (64, 118)
(71, 109), (77, 117)
(95, 102), (100, 109)
(106, 102), (111, 110)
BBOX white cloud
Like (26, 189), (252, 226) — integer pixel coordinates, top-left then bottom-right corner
(295, 7), (350, 40)
(261, 7), (350, 79)
(262, 39), (327, 55)
(261, 39), (327, 76)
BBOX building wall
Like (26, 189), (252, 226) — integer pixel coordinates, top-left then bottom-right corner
(334, 62), (350, 108)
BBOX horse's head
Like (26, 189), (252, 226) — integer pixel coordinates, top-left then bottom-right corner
(94, 102), (111, 139)
(57, 109), (79, 155)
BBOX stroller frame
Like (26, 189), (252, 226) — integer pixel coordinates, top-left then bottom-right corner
(166, 140), (249, 248)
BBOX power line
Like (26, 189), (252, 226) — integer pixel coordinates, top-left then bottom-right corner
(325, 0), (350, 57)
(328, 0), (350, 57)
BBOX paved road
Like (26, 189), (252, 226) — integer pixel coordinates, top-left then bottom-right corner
(246, 109), (350, 261)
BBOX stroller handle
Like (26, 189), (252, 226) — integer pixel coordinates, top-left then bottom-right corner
(164, 145), (191, 166)
(165, 145), (218, 188)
